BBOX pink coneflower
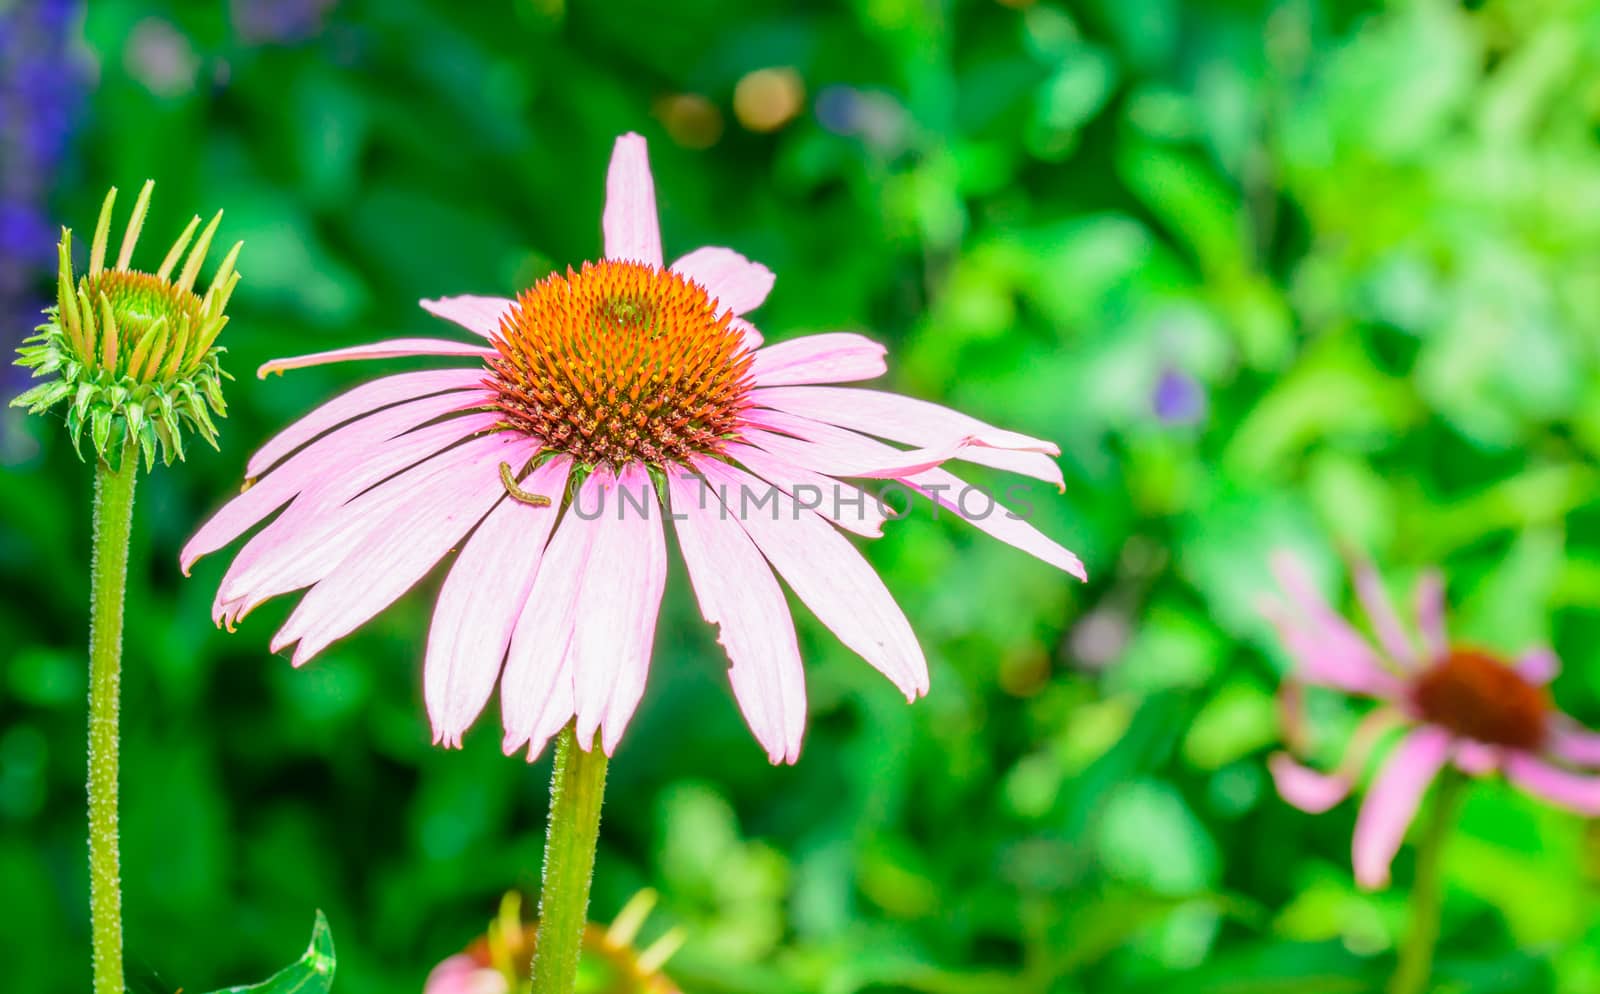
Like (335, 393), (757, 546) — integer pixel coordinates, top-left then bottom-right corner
(1263, 552), (1600, 888)
(182, 133), (1084, 764)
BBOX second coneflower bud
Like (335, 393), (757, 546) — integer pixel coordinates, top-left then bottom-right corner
(12, 180), (242, 470)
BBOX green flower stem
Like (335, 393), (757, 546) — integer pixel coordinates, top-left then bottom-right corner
(88, 447), (137, 994)
(531, 724), (609, 994)
(1389, 769), (1465, 994)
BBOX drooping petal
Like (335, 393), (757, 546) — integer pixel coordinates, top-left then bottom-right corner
(570, 464), (668, 755)
(667, 468), (806, 763)
(749, 333), (888, 388)
(745, 393), (1064, 488)
(420, 294), (517, 340)
(425, 456), (572, 747)
(900, 466), (1086, 579)
(694, 458), (928, 700)
(257, 338), (496, 378)
(1415, 569), (1447, 662)
(1352, 559), (1415, 667)
(1549, 721), (1600, 767)
(740, 424), (1083, 575)
(601, 133), (663, 268)
(185, 396), (491, 573)
(245, 368), (489, 478)
(1351, 726), (1452, 889)
(1514, 648), (1560, 685)
(724, 438), (886, 538)
(500, 474), (603, 757)
(271, 431), (541, 665)
(1269, 753), (1352, 813)
(671, 246), (775, 316)
(213, 415), (503, 621)
(1503, 753), (1600, 815)
(1267, 552), (1400, 698)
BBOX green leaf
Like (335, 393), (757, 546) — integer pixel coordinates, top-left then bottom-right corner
(201, 911), (335, 994)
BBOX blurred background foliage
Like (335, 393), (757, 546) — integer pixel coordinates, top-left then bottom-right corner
(3, 0), (1600, 990)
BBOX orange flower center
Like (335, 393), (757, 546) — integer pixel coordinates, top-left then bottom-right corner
(488, 260), (754, 467)
(1410, 648), (1550, 749)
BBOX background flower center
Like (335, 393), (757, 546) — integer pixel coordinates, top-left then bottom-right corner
(1410, 648), (1550, 750)
(488, 260), (753, 468)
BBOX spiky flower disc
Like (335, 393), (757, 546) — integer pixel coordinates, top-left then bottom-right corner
(11, 181), (242, 470)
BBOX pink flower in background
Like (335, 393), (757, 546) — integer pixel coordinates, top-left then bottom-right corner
(183, 133), (1084, 764)
(1263, 552), (1600, 888)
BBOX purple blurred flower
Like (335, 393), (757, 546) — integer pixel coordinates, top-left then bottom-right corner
(1, 0), (83, 391)
(231, 0), (336, 46)
(1152, 365), (1205, 425)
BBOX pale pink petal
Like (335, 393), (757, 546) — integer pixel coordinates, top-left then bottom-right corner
(1352, 559), (1416, 667)
(671, 246), (775, 315)
(1415, 569), (1447, 662)
(667, 468), (806, 763)
(423, 955), (507, 994)
(570, 464), (668, 755)
(602, 133), (663, 268)
(500, 474), (603, 757)
(724, 439), (886, 538)
(425, 456), (572, 747)
(271, 432), (541, 664)
(746, 390), (1065, 488)
(1269, 753), (1352, 813)
(1351, 726), (1452, 889)
(420, 294), (517, 340)
(258, 339), (495, 378)
(1549, 721), (1600, 767)
(1514, 648), (1560, 686)
(213, 415), (502, 622)
(1504, 752), (1600, 815)
(246, 368), (488, 478)
(1267, 551), (1400, 698)
(743, 409), (1011, 481)
(185, 394), (491, 573)
(694, 458), (928, 699)
(1453, 740), (1500, 776)
(902, 466), (1086, 579)
(749, 333), (887, 388)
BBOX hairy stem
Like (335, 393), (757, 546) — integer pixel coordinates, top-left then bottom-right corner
(1389, 769), (1464, 994)
(88, 449), (137, 994)
(530, 724), (609, 994)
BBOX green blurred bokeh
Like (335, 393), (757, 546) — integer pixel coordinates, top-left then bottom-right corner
(4, 0), (1600, 991)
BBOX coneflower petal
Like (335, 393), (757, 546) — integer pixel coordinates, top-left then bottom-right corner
(601, 133), (663, 268)
(724, 439), (886, 538)
(502, 478), (601, 756)
(426, 456), (572, 748)
(185, 395), (492, 572)
(246, 367), (488, 478)
(571, 464), (668, 755)
(670, 246), (775, 316)
(694, 457), (928, 700)
(257, 338), (495, 378)
(1351, 726), (1452, 889)
(749, 333), (887, 387)
(271, 431), (540, 665)
(419, 294), (516, 340)
(1503, 752), (1600, 815)
(216, 419), (503, 617)
(668, 468), (806, 764)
